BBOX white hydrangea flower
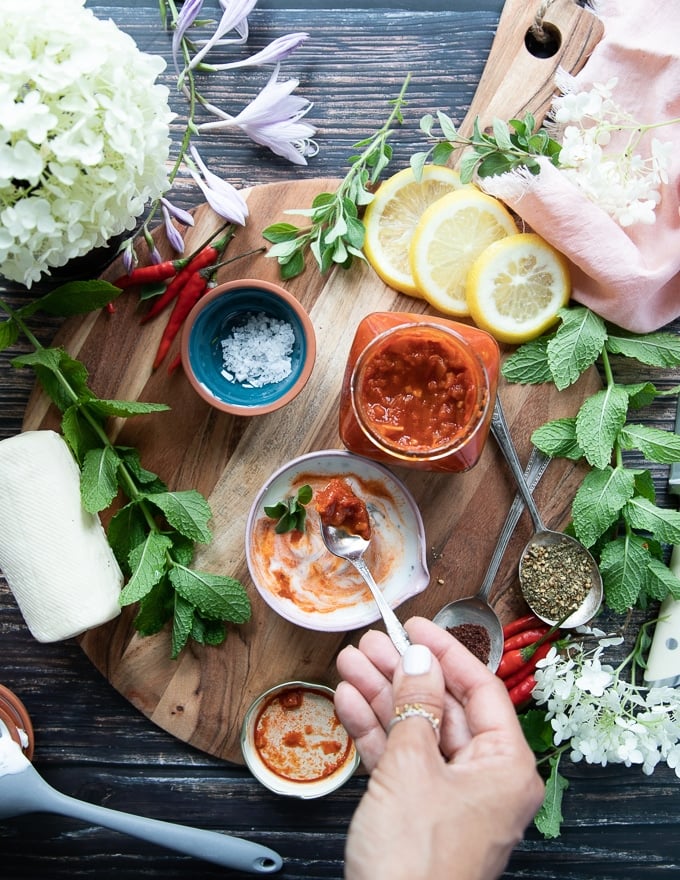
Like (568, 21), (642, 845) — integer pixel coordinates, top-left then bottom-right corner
(0, 0), (173, 287)
(549, 76), (674, 227)
(533, 633), (680, 778)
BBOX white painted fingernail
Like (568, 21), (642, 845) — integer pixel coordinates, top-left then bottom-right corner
(402, 644), (432, 676)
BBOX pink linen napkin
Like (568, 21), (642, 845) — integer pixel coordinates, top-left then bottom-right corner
(482, 0), (680, 333)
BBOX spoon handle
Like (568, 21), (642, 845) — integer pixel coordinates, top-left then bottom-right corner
(476, 447), (551, 603)
(491, 398), (546, 533)
(15, 766), (281, 873)
(350, 557), (411, 655)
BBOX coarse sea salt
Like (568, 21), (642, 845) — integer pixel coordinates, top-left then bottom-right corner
(221, 311), (295, 388)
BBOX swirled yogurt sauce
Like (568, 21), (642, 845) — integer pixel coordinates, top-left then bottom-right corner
(0, 719), (30, 776)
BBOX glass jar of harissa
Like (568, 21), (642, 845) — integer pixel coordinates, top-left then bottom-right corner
(339, 312), (500, 473)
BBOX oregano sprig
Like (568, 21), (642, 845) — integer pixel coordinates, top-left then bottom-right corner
(410, 111), (561, 183)
(262, 74), (411, 279)
(0, 284), (250, 658)
(503, 305), (680, 613)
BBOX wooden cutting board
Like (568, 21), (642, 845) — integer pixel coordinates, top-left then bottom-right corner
(23, 0), (604, 764)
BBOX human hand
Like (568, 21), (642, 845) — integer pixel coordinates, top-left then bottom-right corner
(335, 616), (544, 880)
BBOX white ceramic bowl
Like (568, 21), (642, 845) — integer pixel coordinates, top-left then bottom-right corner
(245, 450), (429, 632)
(241, 681), (359, 799)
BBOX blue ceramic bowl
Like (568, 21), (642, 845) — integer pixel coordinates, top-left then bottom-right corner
(181, 279), (316, 415)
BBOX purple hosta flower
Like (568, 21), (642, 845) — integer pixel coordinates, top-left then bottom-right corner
(161, 204), (188, 254)
(187, 0), (257, 72)
(198, 68), (317, 165)
(204, 32), (309, 71)
(187, 146), (248, 224)
(172, 0), (205, 70)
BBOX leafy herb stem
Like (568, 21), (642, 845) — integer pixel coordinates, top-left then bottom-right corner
(262, 74), (411, 279)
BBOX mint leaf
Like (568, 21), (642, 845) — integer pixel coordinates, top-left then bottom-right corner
(518, 709), (554, 752)
(80, 445), (120, 513)
(61, 406), (101, 462)
(599, 534), (650, 611)
(147, 490), (212, 543)
(575, 385), (629, 468)
(531, 418), (583, 460)
(535, 756), (568, 839)
(624, 381), (658, 410)
(633, 468), (657, 503)
(171, 594), (196, 659)
(647, 558), (680, 601)
(501, 337), (552, 384)
(0, 320), (19, 351)
(169, 567), (251, 622)
(117, 447), (166, 489)
(88, 398), (170, 418)
(571, 466), (636, 547)
(133, 579), (174, 635)
(606, 331), (680, 367)
(619, 423), (680, 463)
(108, 502), (149, 575)
(623, 496), (680, 544)
(120, 532), (173, 605)
(547, 307), (607, 390)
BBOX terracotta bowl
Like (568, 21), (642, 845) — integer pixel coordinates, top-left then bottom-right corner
(180, 278), (316, 416)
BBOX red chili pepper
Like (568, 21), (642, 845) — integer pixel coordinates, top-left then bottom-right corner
(152, 271), (209, 370)
(503, 626), (550, 652)
(141, 229), (234, 325)
(497, 630), (560, 680)
(508, 674), (537, 708)
(167, 352), (183, 376)
(112, 259), (186, 290)
(502, 613), (543, 639)
(501, 640), (556, 689)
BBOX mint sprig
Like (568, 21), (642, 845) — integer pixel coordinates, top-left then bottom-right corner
(503, 305), (680, 613)
(262, 75), (410, 279)
(411, 111), (562, 184)
(0, 284), (250, 658)
(264, 484), (313, 533)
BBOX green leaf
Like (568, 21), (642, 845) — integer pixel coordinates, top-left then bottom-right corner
(116, 447), (166, 489)
(518, 709), (554, 752)
(606, 331), (680, 367)
(61, 406), (101, 463)
(491, 117), (513, 150)
(0, 320), (19, 351)
(171, 594), (196, 659)
(431, 141), (454, 166)
(619, 423), (680, 463)
(647, 558), (680, 601)
(535, 756), (568, 839)
(169, 567), (251, 622)
(571, 465), (636, 547)
(80, 445), (121, 513)
(633, 468), (656, 503)
(261, 222), (299, 243)
(623, 495), (680, 544)
(13, 347), (90, 411)
(133, 579), (174, 635)
(419, 113), (435, 135)
(531, 418), (583, 460)
(436, 110), (458, 141)
(575, 385), (629, 469)
(147, 489), (212, 543)
(546, 307), (607, 390)
(458, 151), (480, 184)
(88, 398), (170, 418)
(108, 502), (149, 575)
(623, 381), (658, 410)
(120, 532), (173, 605)
(33, 280), (122, 316)
(280, 249), (305, 280)
(599, 533), (651, 611)
(501, 336), (553, 384)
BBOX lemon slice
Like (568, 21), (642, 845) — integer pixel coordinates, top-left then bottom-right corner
(466, 233), (571, 344)
(363, 165), (466, 296)
(409, 189), (518, 316)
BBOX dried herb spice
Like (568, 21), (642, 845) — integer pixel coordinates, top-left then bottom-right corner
(446, 622), (491, 665)
(520, 540), (593, 621)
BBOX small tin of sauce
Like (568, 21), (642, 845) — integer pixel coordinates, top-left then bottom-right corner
(339, 312), (500, 472)
(241, 681), (359, 798)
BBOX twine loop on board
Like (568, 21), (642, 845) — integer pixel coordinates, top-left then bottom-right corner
(530, 0), (559, 45)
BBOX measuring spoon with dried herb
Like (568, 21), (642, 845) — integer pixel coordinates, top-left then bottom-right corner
(491, 398), (603, 628)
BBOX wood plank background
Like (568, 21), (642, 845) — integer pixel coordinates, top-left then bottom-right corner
(1, 1), (679, 878)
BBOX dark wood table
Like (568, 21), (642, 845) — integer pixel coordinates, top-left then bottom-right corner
(1, 1), (679, 877)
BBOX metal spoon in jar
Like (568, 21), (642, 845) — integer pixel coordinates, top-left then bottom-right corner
(490, 398), (603, 628)
(433, 446), (552, 672)
(319, 522), (411, 655)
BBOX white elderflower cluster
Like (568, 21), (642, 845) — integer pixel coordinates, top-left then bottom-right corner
(532, 632), (680, 776)
(550, 76), (675, 227)
(0, 0), (173, 287)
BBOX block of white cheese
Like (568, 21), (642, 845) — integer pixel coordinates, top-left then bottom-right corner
(0, 430), (123, 642)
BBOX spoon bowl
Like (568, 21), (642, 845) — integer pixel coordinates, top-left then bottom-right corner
(491, 399), (603, 628)
(319, 522), (411, 655)
(433, 446), (552, 671)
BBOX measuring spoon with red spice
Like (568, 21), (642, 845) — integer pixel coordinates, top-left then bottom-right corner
(490, 398), (603, 629)
(433, 446), (551, 671)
